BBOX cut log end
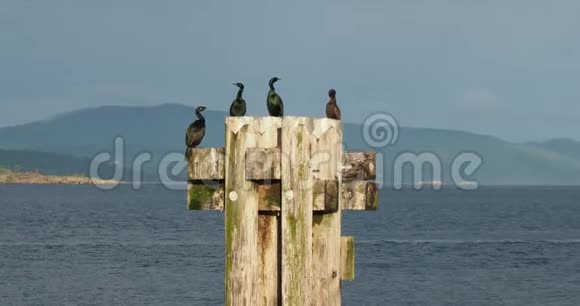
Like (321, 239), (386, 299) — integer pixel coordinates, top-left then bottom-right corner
(342, 181), (378, 210)
(187, 148), (225, 181)
(342, 152), (376, 181)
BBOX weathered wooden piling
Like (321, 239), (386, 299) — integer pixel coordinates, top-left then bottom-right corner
(187, 116), (377, 306)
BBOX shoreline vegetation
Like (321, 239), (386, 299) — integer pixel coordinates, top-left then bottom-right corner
(0, 168), (121, 185)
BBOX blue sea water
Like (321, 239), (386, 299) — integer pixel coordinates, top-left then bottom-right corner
(1, 185), (579, 305)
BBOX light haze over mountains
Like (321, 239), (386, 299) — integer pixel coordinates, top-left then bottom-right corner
(0, 104), (578, 185)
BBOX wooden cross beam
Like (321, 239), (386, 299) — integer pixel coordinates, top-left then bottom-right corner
(187, 148), (378, 211)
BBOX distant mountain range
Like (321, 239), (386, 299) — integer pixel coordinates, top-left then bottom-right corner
(0, 149), (118, 178)
(0, 103), (579, 185)
(0, 149), (92, 176)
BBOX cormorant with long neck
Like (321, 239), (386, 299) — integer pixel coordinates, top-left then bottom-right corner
(185, 106), (207, 159)
(267, 77), (284, 117)
(230, 82), (246, 116)
(326, 89), (341, 120)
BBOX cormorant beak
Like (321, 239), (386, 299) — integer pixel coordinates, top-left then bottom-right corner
(232, 83), (237, 86)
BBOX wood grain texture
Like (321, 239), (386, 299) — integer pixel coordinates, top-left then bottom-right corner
(342, 152), (376, 182)
(310, 118), (343, 306)
(254, 117), (282, 306)
(341, 181), (378, 210)
(243, 149), (376, 183)
(246, 148), (281, 181)
(340, 236), (355, 281)
(224, 117), (259, 306)
(257, 183), (281, 211)
(187, 148), (225, 180)
(258, 214), (279, 306)
(281, 117), (313, 306)
(312, 180), (339, 212)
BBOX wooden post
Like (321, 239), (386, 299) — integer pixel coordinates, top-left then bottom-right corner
(255, 118), (282, 306)
(311, 118), (343, 306)
(187, 116), (378, 306)
(224, 117), (260, 305)
(281, 117), (313, 306)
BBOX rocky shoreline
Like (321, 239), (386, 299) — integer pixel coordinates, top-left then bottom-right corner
(0, 169), (120, 185)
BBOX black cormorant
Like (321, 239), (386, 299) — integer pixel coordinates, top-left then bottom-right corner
(230, 82), (246, 116)
(326, 89), (341, 120)
(185, 106), (207, 159)
(267, 77), (284, 117)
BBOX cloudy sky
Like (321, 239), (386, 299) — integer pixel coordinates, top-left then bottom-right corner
(1, 0), (579, 141)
